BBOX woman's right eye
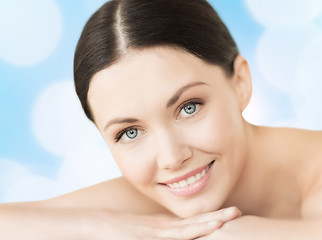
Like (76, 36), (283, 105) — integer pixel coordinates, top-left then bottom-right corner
(115, 127), (140, 142)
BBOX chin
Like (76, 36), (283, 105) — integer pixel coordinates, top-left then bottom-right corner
(167, 202), (215, 219)
(165, 194), (227, 218)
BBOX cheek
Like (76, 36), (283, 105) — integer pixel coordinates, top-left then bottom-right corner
(186, 110), (239, 152)
(111, 146), (156, 187)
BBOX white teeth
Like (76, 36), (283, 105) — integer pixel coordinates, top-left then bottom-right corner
(196, 173), (201, 180)
(187, 176), (196, 185)
(179, 180), (188, 188)
(173, 182), (180, 189)
(166, 162), (214, 189)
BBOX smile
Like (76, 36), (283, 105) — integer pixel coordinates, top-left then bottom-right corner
(160, 160), (215, 197)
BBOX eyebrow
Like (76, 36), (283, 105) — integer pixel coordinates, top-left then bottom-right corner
(104, 118), (138, 131)
(166, 81), (207, 108)
(103, 81), (207, 131)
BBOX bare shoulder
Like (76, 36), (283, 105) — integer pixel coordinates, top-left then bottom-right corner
(265, 127), (322, 218)
(289, 128), (322, 218)
(42, 177), (169, 215)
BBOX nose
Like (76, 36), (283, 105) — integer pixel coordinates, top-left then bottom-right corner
(154, 127), (192, 170)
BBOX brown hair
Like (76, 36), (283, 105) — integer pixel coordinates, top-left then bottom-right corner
(74, 0), (239, 121)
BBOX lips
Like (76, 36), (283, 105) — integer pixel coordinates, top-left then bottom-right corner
(159, 160), (215, 197)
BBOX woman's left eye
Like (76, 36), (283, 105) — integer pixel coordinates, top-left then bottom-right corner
(183, 103), (197, 114)
(178, 101), (202, 118)
(125, 128), (138, 139)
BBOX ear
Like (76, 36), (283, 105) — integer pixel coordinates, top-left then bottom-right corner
(230, 55), (252, 112)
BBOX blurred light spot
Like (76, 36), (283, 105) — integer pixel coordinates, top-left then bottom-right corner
(0, 159), (59, 202)
(0, 0), (62, 66)
(57, 144), (121, 193)
(255, 25), (321, 93)
(245, 0), (322, 28)
(83, 0), (109, 15)
(29, 80), (121, 199)
(31, 80), (100, 156)
(291, 34), (322, 129)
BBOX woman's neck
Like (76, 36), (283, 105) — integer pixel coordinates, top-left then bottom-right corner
(222, 124), (302, 218)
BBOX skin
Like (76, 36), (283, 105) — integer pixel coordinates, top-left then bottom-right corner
(1, 46), (322, 239)
(88, 46), (251, 218)
(87, 45), (322, 218)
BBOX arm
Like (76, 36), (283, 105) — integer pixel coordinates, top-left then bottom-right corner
(0, 201), (241, 239)
(201, 216), (322, 240)
(0, 202), (95, 240)
(199, 179), (322, 239)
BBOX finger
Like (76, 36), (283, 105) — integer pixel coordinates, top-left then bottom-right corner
(136, 214), (181, 229)
(180, 207), (241, 225)
(194, 227), (221, 240)
(154, 219), (223, 240)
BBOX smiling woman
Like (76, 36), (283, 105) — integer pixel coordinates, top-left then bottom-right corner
(87, 46), (251, 219)
(1, 0), (322, 239)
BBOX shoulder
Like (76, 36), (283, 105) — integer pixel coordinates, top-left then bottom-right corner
(289, 128), (322, 218)
(269, 127), (322, 158)
(300, 169), (322, 219)
(266, 127), (322, 218)
(42, 177), (169, 215)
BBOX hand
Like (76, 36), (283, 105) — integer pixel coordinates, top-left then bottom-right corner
(92, 207), (241, 239)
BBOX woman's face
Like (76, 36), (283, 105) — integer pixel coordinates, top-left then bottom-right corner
(88, 46), (251, 218)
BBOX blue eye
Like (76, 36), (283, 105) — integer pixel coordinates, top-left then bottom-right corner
(183, 103), (197, 115)
(125, 128), (138, 139)
(178, 101), (201, 118)
(115, 127), (141, 143)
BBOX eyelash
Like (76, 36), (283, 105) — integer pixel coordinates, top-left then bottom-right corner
(176, 98), (204, 119)
(114, 98), (205, 143)
(114, 126), (140, 142)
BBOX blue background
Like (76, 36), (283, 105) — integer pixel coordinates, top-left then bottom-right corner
(1, 0), (322, 203)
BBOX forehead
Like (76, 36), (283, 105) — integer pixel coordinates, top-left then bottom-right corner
(89, 46), (212, 86)
(87, 46), (219, 125)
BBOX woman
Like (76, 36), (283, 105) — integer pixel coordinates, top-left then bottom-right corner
(1, 0), (322, 239)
